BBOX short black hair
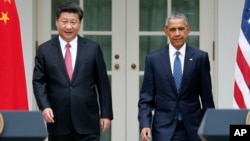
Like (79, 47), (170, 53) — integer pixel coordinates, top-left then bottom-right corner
(56, 2), (84, 21)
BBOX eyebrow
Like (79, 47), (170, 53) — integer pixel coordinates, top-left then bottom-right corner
(168, 27), (186, 31)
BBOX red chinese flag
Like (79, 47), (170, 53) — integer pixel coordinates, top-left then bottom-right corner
(0, 0), (28, 110)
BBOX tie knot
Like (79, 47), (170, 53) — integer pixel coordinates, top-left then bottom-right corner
(176, 51), (180, 56)
(66, 43), (71, 49)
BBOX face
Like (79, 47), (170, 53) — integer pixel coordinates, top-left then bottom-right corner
(56, 12), (81, 42)
(164, 18), (190, 50)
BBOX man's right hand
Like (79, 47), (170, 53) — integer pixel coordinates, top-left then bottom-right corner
(140, 128), (151, 141)
(42, 108), (55, 123)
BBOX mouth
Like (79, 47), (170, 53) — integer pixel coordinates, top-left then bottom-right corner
(174, 39), (182, 42)
(64, 31), (72, 35)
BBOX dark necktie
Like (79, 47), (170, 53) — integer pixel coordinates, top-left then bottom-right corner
(174, 51), (182, 93)
(174, 51), (183, 121)
(65, 43), (72, 80)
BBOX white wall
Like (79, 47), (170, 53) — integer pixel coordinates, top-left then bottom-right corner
(217, 0), (244, 108)
(16, 0), (36, 110)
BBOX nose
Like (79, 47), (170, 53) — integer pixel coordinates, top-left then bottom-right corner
(65, 23), (73, 29)
(174, 29), (180, 35)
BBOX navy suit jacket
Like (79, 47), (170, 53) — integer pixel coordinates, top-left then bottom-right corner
(138, 45), (215, 141)
(33, 35), (113, 135)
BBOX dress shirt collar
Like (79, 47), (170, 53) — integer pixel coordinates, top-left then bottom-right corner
(59, 36), (78, 50)
(169, 43), (186, 57)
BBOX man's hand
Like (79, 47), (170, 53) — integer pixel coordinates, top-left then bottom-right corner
(42, 108), (55, 123)
(140, 128), (151, 141)
(100, 118), (111, 133)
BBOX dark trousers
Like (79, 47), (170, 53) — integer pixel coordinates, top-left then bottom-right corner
(48, 114), (100, 141)
(171, 121), (189, 141)
(48, 133), (100, 141)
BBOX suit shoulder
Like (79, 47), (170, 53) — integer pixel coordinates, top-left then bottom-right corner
(38, 36), (58, 49)
(187, 45), (208, 56)
(79, 36), (99, 47)
(147, 47), (167, 57)
(39, 40), (52, 48)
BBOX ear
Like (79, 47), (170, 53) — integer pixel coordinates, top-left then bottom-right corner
(164, 27), (169, 37)
(186, 26), (191, 33)
(55, 19), (59, 27)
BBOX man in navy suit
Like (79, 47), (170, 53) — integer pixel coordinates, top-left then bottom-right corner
(138, 11), (215, 141)
(32, 2), (113, 141)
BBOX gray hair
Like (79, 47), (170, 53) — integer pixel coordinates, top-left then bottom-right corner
(165, 11), (189, 26)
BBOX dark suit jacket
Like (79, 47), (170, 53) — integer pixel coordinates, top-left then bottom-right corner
(33, 35), (113, 135)
(138, 45), (215, 141)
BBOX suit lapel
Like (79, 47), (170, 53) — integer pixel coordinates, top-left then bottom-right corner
(71, 36), (88, 82)
(160, 45), (177, 92)
(181, 46), (194, 90)
(51, 36), (70, 82)
(161, 45), (195, 94)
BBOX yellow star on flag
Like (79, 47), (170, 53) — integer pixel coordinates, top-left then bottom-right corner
(0, 12), (10, 24)
(4, 0), (11, 4)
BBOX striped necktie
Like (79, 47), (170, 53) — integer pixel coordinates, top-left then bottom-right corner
(174, 51), (183, 120)
(174, 51), (182, 93)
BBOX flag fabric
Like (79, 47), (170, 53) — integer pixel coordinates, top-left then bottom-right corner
(233, 0), (250, 109)
(0, 0), (28, 110)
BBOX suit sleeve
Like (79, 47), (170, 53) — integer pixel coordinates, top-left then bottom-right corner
(138, 55), (155, 131)
(32, 46), (51, 110)
(95, 45), (113, 120)
(200, 53), (215, 110)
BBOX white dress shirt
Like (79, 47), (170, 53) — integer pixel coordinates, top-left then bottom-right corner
(169, 43), (186, 75)
(59, 36), (77, 71)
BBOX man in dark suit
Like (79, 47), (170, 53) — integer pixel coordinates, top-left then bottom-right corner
(32, 2), (113, 141)
(138, 11), (215, 141)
